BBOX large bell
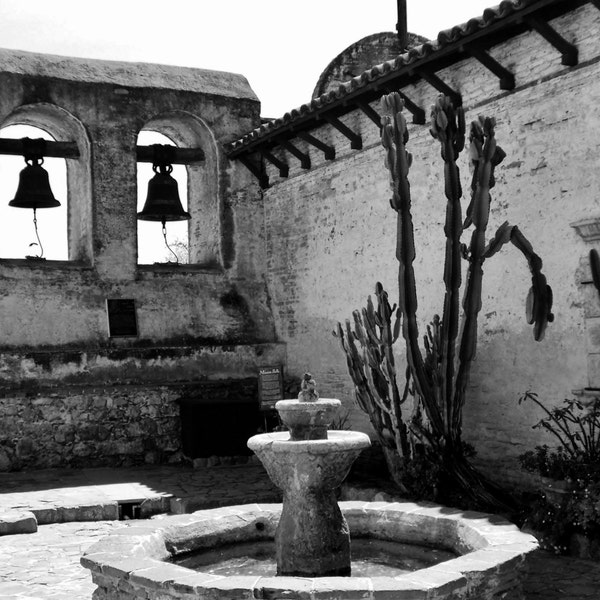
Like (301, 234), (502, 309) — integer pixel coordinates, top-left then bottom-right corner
(137, 164), (190, 223)
(9, 160), (61, 209)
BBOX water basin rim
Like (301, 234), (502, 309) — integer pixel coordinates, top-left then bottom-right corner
(247, 430), (371, 452)
(276, 398), (341, 410)
(82, 502), (539, 599)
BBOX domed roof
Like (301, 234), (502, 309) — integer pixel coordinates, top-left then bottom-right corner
(312, 31), (429, 99)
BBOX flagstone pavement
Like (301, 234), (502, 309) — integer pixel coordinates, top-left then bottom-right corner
(0, 464), (598, 599)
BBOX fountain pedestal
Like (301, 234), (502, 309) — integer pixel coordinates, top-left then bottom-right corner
(247, 396), (370, 577)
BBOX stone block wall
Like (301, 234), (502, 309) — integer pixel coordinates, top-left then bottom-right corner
(0, 386), (181, 470)
(0, 342), (284, 471)
(262, 4), (600, 486)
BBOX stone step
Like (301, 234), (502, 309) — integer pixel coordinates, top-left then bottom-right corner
(0, 510), (37, 535)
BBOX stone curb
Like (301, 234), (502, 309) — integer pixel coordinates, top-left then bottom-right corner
(0, 510), (37, 535)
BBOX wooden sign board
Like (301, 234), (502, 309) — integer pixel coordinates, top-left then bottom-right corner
(258, 366), (283, 411)
(106, 299), (138, 338)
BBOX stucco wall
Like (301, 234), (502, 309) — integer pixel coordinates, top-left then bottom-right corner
(263, 4), (600, 486)
(0, 50), (283, 470)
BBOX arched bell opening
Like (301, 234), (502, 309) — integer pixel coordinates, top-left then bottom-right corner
(136, 130), (189, 265)
(0, 124), (67, 260)
(138, 111), (220, 268)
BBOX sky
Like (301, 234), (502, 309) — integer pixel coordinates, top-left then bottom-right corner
(0, 0), (497, 118)
(0, 0), (496, 262)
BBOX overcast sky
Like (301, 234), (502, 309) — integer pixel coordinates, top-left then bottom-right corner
(1, 0), (497, 118)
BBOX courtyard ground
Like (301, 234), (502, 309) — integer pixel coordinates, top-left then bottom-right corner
(0, 464), (598, 599)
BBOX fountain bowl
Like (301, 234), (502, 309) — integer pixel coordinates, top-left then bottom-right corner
(81, 500), (538, 599)
(275, 397), (341, 440)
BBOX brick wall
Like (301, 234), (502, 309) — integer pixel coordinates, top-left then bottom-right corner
(263, 4), (600, 487)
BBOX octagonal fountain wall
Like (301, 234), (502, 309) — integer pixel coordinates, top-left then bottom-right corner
(82, 377), (538, 599)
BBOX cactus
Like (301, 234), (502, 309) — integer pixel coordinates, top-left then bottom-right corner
(338, 93), (553, 509)
(334, 282), (414, 489)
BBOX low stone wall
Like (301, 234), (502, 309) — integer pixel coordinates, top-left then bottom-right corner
(82, 502), (538, 600)
(0, 385), (183, 471)
(0, 378), (263, 471)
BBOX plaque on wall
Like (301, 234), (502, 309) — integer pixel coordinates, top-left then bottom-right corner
(106, 299), (138, 337)
(258, 366), (283, 411)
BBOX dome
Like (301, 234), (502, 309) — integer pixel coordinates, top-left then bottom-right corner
(312, 31), (429, 99)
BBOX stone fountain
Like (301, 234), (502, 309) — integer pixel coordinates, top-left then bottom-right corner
(81, 373), (539, 600)
(247, 373), (371, 576)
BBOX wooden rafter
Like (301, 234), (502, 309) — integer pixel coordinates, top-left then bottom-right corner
(356, 100), (382, 129)
(467, 47), (515, 90)
(527, 15), (578, 65)
(323, 116), (362, 150)
(262, 150), (289, 178)
(417, 71), (462, 106)
(238, 155), (269, 189)
(296, 132), (335, 160)
(279, 139), (311, 169)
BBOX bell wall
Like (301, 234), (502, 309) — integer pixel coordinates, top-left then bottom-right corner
(0, 49), (283, 471)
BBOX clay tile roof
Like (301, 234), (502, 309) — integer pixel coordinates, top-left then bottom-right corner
(225, 0), (567, 155)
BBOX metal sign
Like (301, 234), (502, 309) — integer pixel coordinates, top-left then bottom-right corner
(258, 366), (283, 411)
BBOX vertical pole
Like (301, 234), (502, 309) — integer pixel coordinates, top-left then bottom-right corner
(396, 0), (408, 50)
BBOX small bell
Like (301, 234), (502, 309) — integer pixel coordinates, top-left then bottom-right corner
(9, 157), (61, 210)
(137, 163), (190, 223)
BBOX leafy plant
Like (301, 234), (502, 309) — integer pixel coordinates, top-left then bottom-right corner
(519, 392), (600, 466)
(337, 93), (554, 510)
(519, 445), (579, 480)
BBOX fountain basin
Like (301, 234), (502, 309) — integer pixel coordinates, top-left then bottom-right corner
(81, 501), (538, 599)
(275, 398), (341, 440)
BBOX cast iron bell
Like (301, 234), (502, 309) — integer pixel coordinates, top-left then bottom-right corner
(9, 158), (61, 210)
(137, 163), (190, 223)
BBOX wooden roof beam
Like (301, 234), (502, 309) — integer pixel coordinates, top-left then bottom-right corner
(356, 100), (382, 129)
(279, 139), (311, 169)
(467, 47), (515, 90)
(239, 155), (269, 189)
(526, 15), (578, 66)
(400, 92), (427, 125)
(137, 145), (205, 164)
(0, 138), (206, 164)
(323, 116), (362, 150)
(0, 138), (80, 159)
(262, 150), (289, 178)
(296, 132), (335, 160)
(416, 71), (462, 107)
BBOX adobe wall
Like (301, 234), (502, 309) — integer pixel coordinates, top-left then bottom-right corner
(263, 4), (600, 487)
(0, 50), (283, 471)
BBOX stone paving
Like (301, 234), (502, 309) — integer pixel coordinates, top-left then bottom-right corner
(0, 464), (598, 599)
